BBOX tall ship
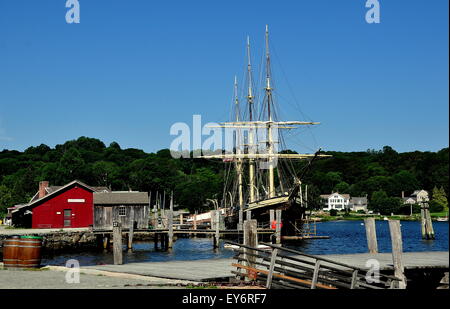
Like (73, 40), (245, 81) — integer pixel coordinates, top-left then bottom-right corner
(201, 26), (330, 237)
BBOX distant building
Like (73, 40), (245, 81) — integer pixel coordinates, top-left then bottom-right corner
(10, 180), (149, 229)
(411, 190), (429, 203)
(401, 190), (429, 205)
(93, 191), (150, 230)
(11, 180), (100, 228)
(348, 196), (368, 212)
(320, 193), (350, 211)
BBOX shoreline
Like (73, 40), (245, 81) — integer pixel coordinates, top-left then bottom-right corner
(312, 215), (449, 223)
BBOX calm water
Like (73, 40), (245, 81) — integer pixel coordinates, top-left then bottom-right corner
(42, 220), (448, 266)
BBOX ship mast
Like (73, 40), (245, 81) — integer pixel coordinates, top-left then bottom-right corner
(246, 36), (256, 203)
(234, 76), (244, 212)
(200, 26), (330, 215)
(265, 25), (276, 198)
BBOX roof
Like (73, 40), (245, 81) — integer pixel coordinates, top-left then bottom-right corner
(411, 190), (428, 197)
(351, 196), (367, 203)
(13, 180), (96, 213)
(94, 192), (149, 205)
(320, 193), (350, 199)
(29, 185), (111, 203)
(350, 197), (368, 205)
(403, 197), (416, 201)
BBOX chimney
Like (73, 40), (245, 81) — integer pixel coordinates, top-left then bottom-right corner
(401, 191), (404, 199)
(39, 181), (49, 198)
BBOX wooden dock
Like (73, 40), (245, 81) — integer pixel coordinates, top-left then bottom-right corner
(79, 251), (448, 282)
(92, 228), (275, 235)
(83, 258), (234, 282)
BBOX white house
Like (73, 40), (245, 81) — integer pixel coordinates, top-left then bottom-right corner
(411, 190), (429, 203)
(320, 193), (350, 211)
(402, 190), (429, 204)
(349, 196), (368, 212)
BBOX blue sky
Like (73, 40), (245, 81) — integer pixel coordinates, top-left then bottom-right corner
(0, 0), (448, 153)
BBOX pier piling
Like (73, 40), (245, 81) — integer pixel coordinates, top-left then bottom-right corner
(193, 211), (197, 237)
(421, 202), (435, 240)
(128, 208), (134, 250)
(388, 220), (406, 289)
(275, 209), (282, 244)
(364, 218), (378, 254)
(243, 219), (258, 279)
(269, 209), (275, 228)
(168, 192), (174, 248)
(113, 222), (123, 265)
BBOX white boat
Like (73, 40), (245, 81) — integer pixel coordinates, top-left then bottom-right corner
(224, 243), (271, 251)
(437, 217), (448, 222)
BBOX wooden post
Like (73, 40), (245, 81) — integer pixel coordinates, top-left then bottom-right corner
(388, 220), (406, 289)
(421, 202), (435, 240)
(210, 210), (215, 230)
(269, 209), (275, 229)
(214, 210), (220, 248)
(161, 209), (166, 228)
(364, 218), (378, 254)
(113, 222), (123, 265)
(275, 209), (282, 244)
(350, 270), (359, 289)
(154, 233), (158, 249)
(179, 214), (183, 225)
(243, 219), (258, 279)
(311, 260), (321, 289)
(266, 248), (278, 289)
(152, 206), (158, 229)
(127, 208), (134, 250)
(193, 210), (197, 237)
(168, 192), (174, 248)
(218, 211), (225, 230)
(238, 209), (243, 231)
(246, 210), (251, 221)
(426, 204), (435, 238)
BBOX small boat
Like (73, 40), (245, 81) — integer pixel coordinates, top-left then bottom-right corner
(437, 217), (448, 222)
(383, 217), (389, 221)
(224, 244), (272, 251)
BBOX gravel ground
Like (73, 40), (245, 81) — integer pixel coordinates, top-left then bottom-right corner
(0, 268), (185, 289)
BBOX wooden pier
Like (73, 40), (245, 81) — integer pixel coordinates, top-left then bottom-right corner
(78, 251), (448, 284)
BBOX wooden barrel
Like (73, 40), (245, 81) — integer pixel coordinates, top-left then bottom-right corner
(17, 236), (43, 268)
(2, 236), (20, 268)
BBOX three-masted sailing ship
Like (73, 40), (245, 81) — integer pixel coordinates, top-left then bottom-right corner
(202, 26), (330, 237)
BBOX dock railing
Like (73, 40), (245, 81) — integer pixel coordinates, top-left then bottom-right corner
(227, 241), (402, 289)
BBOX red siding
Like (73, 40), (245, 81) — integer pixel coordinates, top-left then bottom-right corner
(31, 186), (93, 228)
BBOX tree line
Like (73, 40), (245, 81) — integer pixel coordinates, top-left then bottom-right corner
(0, 137), (448, 216)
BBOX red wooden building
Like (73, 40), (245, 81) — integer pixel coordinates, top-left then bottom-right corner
(11, 180), (108, 229)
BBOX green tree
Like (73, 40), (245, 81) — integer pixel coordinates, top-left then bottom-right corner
(334, 181), (350, 194)
(0, 185), (13, 216)
(370, 190), (402, 215)
(59, 147), (85, 181)
(92, 161), (119, 187)
(431, 186), (448, 212)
